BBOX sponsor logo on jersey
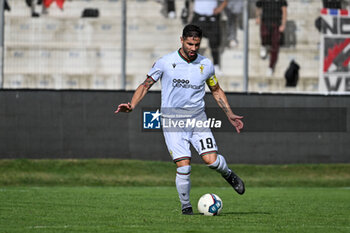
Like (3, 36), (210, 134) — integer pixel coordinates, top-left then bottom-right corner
(172, 79), (203, 89)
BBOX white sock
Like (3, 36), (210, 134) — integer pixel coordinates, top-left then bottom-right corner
(208, 154), (231, 178)
(176, 165), (191, 209)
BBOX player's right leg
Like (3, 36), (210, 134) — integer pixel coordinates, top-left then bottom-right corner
(175, 159), (193, 215)
(163, 130), (193, 215)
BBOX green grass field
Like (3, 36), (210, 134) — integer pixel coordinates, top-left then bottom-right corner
(1, 159), (350, 233)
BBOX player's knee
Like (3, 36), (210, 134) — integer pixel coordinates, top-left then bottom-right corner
(202, 152), (217, 165)
(208, 154), (227, 170)
(175, 159), (191, 167)
(176, 165), (191, 180)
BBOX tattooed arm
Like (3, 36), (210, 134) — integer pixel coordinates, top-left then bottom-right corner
(115, 76), (156, 114)
(208, 83), (244, 133)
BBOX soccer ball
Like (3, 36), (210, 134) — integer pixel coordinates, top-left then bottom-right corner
(197, 193), (223, 216)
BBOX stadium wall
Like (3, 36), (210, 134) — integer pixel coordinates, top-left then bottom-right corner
(0, 90), (349, 164)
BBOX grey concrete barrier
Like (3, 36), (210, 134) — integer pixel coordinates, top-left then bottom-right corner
(0, 90), (349, 164)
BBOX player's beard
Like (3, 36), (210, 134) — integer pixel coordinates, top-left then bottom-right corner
(183, 47), (197, 61)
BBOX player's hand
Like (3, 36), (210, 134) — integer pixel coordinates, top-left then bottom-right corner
(228, 115), (244, 133)
(115, 102), (133, 114)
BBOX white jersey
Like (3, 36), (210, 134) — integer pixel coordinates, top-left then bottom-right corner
(147, 50), (219, 161)
(147, 50), (218, 115)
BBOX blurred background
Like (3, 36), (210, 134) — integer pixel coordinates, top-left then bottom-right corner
(1, 0), (349, 93)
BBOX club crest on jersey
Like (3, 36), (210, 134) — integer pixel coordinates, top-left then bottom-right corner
(200, 64), (204, 74)
(172, 63), (176, 68)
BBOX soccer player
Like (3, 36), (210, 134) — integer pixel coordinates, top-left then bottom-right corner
(115, 24), (245, 215)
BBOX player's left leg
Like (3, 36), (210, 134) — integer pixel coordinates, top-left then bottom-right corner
(202, 152), (245, 195)
(191, 130), (245, 195)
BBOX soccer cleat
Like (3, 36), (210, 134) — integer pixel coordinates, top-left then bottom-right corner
(182, 207), (193, 215)
(224, 171), (245, 195)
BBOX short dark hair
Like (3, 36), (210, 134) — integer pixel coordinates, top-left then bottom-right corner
(182, 24), (202, 39)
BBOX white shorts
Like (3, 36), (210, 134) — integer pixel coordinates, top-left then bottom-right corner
(163, 127), (218, 163)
